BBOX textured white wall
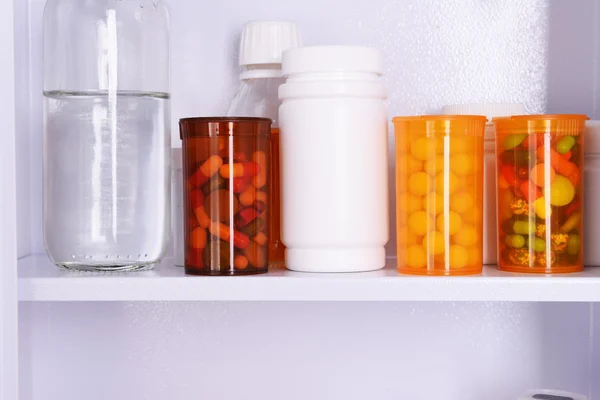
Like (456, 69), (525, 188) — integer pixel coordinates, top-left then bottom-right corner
(18, 302), (593, 400)
(23, 0), (562, 256)
(15, 0), (600, 399)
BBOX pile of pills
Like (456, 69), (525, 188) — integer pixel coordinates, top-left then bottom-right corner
(496, 131), (583, 272)
(184, 136), (270, 275)
(397, 133), (484, 275)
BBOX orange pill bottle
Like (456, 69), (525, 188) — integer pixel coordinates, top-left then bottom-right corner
(179, 117), (272, 276)
(393, 116), (486, 275)
(494, 115), (588, 274)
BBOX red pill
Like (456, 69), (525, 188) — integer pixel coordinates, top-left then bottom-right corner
(231, 175), (253, 193)
(188, 189), (211, 228)
(520, 180), (542, 202)
(236, 207), (260, 227)
(186, 249), (204, 268)
(501, 165), (520, 187)
(189, 155), (223, 187)
(208, 222), (250, 249)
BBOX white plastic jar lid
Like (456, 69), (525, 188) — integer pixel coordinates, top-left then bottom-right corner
(442, 103), (526, 122)
(281, 45), (383, 76)
(585, 120), (600, 155)
(442, 103), (526, 141)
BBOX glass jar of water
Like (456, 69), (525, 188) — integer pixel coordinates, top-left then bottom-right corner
(43, 0), (170, 271)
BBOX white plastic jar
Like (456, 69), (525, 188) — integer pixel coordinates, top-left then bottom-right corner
(584, 121), (600, 266)
(442, 103), (525, 265)
(279, 46), (389, 272)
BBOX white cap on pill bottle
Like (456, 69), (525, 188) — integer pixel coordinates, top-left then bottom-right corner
(238, 21), (301, 68)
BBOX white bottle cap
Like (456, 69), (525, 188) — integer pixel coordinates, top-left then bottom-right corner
(282, 46), (384, 76)
(239, 21), (301, 67)
(442, 103), (526, 122)
(585, 120), (600, 154)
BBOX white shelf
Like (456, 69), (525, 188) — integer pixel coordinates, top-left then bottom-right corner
(16, 254), (600, 302)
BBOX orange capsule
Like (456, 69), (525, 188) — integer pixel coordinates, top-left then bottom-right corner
(208, 222), (250, 249)
(239, 186), (257, 206)
(188, 189), (211, 228)
(189, 155), (223, 187)
(536, 146), (579, 179)
(190, 227), (207, 249)
(251, 151), (268, 189)
(219, 162), (260, 179)
(253, 231), (268, 246)
(255, 191), (268, 204)
(231, 175), (253, 193)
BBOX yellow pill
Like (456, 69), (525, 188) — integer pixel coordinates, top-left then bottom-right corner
(453, 224), (478, 247)
(450, 191), (475, 214)
(408, 172), (432, 196)
(425, 155), (445, 176)
(435, 172), (459, 194)
(435, 137), (446, 154)
(436, 210), (463, 235)
(449, 245), (469, 268)
(398, 231), (420, 247)
(468, 247), (482, 266)
(408, 211), (433, 236)
(456, 176), (471, 190)
(463, 210), (482, 225)
(450, 137), (474, 153)
(533, 196), (551, 219)
(450, 153), (474, 176)
(408, 157), (423, 173)
(423, 231), (445, 255)
(406, 245), (427, 269)
(410, 137), (434, 161)
(424, 193), (444, 215)
(406, 194), (422, 213)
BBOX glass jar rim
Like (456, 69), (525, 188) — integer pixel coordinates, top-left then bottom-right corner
(179, 117), (272, 139)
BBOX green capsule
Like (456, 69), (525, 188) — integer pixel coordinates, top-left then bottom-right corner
(202, 174), (227, 196)
(502, 134), (528, 150)
(240, 218), (264, 237)
(505, 234), (525, 249)
(513, 220), (535, 235)
(533, 237), (546, 253)
(567, 234), (580, 255)
(556, 136), (576, 154)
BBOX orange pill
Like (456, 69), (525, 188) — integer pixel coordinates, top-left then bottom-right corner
(190, 227), (207, 249)
(239, 186), (257, 206)
(189, 189), (211, 228)
(252, 151), (268, 189)
(256, 191), (268, 204)
(234, 255), (249, 270)
(530, 163), (556, 187)
(204, 189), (239, 222)
(220, 162), (261, 179)
(253, 231), (268, 246)
(208, 222), (250, 249)
(189, 155), (223, 187)
(244, 241), (267, 268)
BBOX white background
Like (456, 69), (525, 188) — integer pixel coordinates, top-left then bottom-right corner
(14, 0), (600, 398)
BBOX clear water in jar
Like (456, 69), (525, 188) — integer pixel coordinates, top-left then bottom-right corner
(43, 90), (170, 271)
